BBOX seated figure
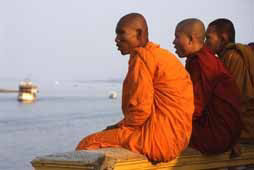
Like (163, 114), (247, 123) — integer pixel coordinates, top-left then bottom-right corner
(206, 19), (254, 143)
(76, 13), (195, 163)
(173, 18), (243, 154)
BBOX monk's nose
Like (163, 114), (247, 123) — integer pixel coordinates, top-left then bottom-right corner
(115, 36), (120, 43)
(173, 39), (176, 45)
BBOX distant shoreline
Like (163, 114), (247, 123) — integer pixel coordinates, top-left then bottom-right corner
(0, 89), (18, 93)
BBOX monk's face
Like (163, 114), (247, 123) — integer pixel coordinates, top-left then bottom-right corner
(115, 23), (140, 55)
(173, 30), (192, 58)
(205, 26), (224, 54)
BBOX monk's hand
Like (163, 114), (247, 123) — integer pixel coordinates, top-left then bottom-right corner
(104, 124), (118, 131)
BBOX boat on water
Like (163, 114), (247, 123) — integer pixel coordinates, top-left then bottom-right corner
(109, 91), (117, 99)
(18, 81), (38, 102)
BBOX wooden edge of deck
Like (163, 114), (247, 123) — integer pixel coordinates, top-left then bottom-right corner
(31, 144), (254, 170)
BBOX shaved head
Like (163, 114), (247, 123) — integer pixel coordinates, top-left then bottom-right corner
(115, 13), (149, 55)
(173, 18), (205, 57)
(208, 18), (235, 43)
(116, 13), (149, 42)
(176, 18), (205, 44)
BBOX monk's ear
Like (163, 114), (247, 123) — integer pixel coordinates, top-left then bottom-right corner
(136, 29), (143, 40)
(221, 32), (229, 43)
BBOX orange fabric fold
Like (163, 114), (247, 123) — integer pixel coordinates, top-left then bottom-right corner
(76, 42), (194, 162)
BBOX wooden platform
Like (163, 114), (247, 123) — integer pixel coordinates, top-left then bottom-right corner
(31, 144), (254, 170)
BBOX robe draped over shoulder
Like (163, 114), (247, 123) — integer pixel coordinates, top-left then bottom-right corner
(188, 46), (243, 154)
(220, 43), (254, 142)
(76, 42), (194, 162)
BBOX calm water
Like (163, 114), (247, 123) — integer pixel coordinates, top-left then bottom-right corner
(0, 79), (123, 170)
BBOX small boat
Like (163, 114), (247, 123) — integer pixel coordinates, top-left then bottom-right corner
(17, 81), (38, 102)
(109, 91), (117, 99)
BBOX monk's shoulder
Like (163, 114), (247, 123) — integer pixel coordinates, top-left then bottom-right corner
(154, 47), (176, 58)
(152, 48), (189, 78)
(222, 48), (242, 63)
(152, 47), (182, 66)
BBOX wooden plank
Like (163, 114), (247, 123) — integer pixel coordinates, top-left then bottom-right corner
(31, 144), (254, 170)
(113, 145), (254, 170)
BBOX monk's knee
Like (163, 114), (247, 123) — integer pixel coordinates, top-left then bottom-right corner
(75, 134), (98, 150)
(75, 137), (89, 150)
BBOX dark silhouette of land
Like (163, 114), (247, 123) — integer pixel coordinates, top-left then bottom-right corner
(0, 89), (18, 93)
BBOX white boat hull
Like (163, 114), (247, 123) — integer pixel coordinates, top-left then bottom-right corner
(18, 92), (36, 102)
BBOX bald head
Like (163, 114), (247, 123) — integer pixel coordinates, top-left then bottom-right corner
(116, 13), (149, 43)
(176, 18), (205, 44)
(115, 13), (149, 55)
(173, 18), (205, 57)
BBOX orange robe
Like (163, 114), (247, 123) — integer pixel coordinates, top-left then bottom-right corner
(76, 42), (194, 162)
(188, 46), (242, 154)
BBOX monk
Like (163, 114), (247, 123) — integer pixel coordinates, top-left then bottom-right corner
(173, 18), (242, 154)
(76, 13), (195, 163)
(206, 19), (254, 143)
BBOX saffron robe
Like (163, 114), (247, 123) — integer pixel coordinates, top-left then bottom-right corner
(188, 46), (242, 154)
(220, 43), (254, 142)
(76, 42), (194, 162)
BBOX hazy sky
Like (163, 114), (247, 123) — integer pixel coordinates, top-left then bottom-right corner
(0, 0), (253, 81)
